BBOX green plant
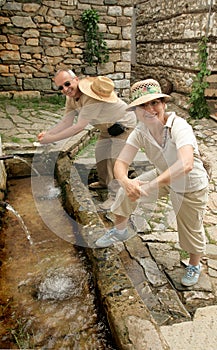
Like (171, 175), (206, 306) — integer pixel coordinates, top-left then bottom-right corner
(188, 36), (211, 119)
(11, 136), (21, 143)
(10, 318), (32, 349)
(74, 134), (97, 159)
(81, 9), (109, 66)
(179, 250), (189, 260)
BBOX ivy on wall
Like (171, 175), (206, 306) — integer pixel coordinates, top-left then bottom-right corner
(81, 9), (109, 66)
(188, 37), (211, 119)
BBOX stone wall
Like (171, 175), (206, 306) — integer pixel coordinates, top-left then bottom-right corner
(1, 0), (217, 114)
(132, 0), (217, 113)
(0, 0), (133, 99)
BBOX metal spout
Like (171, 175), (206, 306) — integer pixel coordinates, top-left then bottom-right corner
(0, 200), (7, 209)
(0, 155), (15, 160)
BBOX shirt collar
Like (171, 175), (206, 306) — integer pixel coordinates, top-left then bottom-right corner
(164, 112), (177, 128)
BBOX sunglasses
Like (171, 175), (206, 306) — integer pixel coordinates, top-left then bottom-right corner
(58, 81), (71, 91)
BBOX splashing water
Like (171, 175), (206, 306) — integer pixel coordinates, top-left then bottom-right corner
(37, 272), (80, 301)
(13, 155), (41, 176)
(4, 203), (34, 245)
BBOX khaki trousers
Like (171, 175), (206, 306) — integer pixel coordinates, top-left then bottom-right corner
(111, 169), (209, 255)
(95, 128), (134, 187)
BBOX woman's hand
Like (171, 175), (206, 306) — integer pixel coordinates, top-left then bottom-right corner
(122, 178), (150, 202)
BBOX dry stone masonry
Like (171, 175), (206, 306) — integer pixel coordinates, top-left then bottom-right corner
(0, 0), (133, 99)
(0, 0), (217, 113)
(132, 0), (217, 114)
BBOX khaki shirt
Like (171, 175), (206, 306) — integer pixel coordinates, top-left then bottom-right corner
(65, 94), (137, 132)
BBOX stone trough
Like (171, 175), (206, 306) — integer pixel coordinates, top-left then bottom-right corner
(0, 134), (169, 350)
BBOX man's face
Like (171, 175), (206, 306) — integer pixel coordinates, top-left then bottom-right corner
(54, 71), (80, 98)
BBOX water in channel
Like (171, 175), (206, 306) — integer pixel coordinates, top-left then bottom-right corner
(0, 176), (117, 349)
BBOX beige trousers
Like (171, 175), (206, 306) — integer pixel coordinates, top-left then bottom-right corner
(95, 128), (134, 187)
(111, 169), (209, 255)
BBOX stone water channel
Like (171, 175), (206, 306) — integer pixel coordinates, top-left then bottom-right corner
(0, 153), (117, 349)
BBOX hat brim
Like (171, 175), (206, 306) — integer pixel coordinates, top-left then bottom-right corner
(126, 93), (171, 111)
(79, 77), (118, 103)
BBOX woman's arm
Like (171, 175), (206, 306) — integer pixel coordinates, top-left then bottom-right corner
(114, 144), (145, 201)
(148, 144), (194, 191)
(115, 144), (194, 202)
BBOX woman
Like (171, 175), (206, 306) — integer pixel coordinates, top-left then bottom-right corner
(95, 78), (209, 287)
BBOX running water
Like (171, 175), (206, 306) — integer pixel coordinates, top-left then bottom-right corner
(3, 202), (34, 245)
(14, 155), (41, 176)
(0, 177), (117, 349)
(0, 154), (41, 176)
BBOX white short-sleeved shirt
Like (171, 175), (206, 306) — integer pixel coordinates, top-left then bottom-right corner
(65, 94), (137, 130)
(126, 112), (208, 193)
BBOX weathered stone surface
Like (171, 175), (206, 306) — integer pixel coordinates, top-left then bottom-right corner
(24, 78), (51, 90)
(11, 16), (37, 28)
(148, 243), (181, 270)
(160, 305), (217, 350)
(139, 257), (168, 287)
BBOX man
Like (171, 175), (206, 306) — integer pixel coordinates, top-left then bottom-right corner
(38, 69), (136, 193)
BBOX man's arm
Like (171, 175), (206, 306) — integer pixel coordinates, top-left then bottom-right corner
(38, 117), (89, 144)
(37, 110), (77, 142)
(46, 110), (77, 135)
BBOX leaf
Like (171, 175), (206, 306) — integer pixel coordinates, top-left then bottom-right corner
(81, 9), (109, 66)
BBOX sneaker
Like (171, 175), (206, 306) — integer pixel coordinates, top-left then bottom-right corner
(89, 182), (107, 190)
(98, 196), (115, 211)
(95, 227), (130, 248)
(181, 264), (201, 287)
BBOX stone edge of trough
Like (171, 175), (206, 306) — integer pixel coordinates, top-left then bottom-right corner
(56, 154), (170, 350)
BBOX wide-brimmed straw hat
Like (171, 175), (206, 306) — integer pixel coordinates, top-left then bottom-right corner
(127, 79), (171, 110)
(79, 76), (118, 103)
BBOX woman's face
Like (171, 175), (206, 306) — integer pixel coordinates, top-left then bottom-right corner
(135, 99), (166, 124)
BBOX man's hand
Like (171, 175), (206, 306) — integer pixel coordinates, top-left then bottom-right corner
(37, 131), (53, 144)
(37, 131), (46, 141)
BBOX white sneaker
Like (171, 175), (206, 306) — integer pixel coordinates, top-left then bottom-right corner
(98, 196), (115, 211)
(181, 264), (201, 286)
(95, 228), (130, 248)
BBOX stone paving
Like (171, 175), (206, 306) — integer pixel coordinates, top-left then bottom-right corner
(0, 99), (217, 349)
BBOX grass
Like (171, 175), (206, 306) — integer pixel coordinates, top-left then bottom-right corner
(10, 318), (33, 349)
(205, 227), (217, 244)
(0, 94), (66, 112)
(0, 95), (66, 144)
(74, 134), (98, 158)
(11, 136), (21, 143)
(179, 250), (189, 260)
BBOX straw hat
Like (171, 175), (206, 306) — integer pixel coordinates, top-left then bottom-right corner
(127, 79), (171, 110)
(79, 76), (118, 103)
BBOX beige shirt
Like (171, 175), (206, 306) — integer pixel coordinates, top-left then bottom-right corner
(127, 112), (209, 193)
(65, 94), (137, 131)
